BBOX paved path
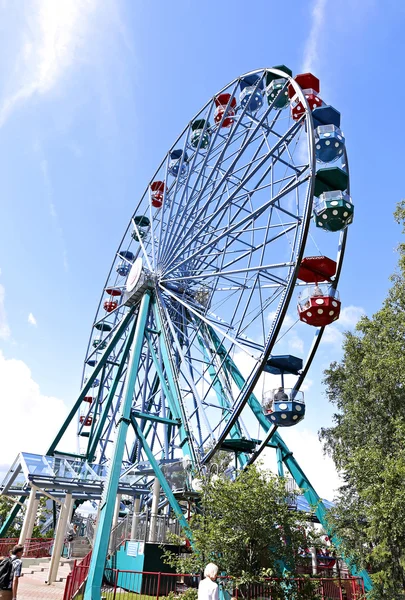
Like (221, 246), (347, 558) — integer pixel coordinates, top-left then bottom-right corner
(18, 574), (65, 599)
(18, 558), (72, 600)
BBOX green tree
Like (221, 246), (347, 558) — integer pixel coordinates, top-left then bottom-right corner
(320, 203), (405, 598)
(0, 496), (22, 538)
(164, 464), (318, 598)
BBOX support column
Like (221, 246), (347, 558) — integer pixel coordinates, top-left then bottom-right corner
(149, 477), (160, 542)
(109, 494), (122, 553)
(130, 497), (140, 540)
(84, 293), (151, 600)
(112, 494), (122, 532)
(47, 493), (73, 585)
(276, 447), (284, 477)
(18, 487), (39, 545)
(310, 547), (318, 575)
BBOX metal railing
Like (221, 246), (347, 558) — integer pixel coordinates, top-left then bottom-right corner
(64, 566), (365, 600)
(62, 550), (92, 600)
(100, 570), (366, 600)
(0, 537), (53, 558)
(108, 512), (183, 553)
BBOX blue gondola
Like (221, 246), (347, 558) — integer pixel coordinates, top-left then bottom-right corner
(313, 105), (345, 163)
(239, 74), (264, 112)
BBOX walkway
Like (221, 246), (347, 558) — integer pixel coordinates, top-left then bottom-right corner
(18, 574), (65, 599)
(18, 558), (71, 600)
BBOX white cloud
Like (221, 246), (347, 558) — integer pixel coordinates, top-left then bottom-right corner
(322, 325), (344, 346)
(338, 305), (365, 328)
(263, 428), (342, 500)
(322, 305), (365, 345)
(302, 0), (327, 73)
(0, 0), (97, 127)
(0, 350), (76, 472)
(28, 312), (37, 327)
(0, 284), (11, 340)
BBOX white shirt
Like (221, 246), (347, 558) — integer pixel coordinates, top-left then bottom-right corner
(198, 577), (219, 600)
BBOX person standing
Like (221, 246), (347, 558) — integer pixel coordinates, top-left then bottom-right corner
(0, 544), (24, 600)
(198, 563), (219, 600)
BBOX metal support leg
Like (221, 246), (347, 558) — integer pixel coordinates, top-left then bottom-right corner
(84, 293), (151, 600)
(276, 447), (284, 477)
(47, 493), (73, 585)
(149, 478), (160, 542)
(310, 547), (318, 575)
(130, 498), (140, 540)
(109, 494), (122, 553)
(18, 487), (38, 545)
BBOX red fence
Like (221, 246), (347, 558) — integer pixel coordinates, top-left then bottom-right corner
(64, 570), (365, 600)
(63, 551), (92, 600)
(0, 537), (53, 558)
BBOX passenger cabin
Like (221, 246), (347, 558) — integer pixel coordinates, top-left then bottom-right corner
(214, 94), (237, 127)
(150, 181), (165, 208)
(132, 215), (150, 241)
(105, 288), (122, 297)
(313, 105), (345, 163)
(169, 149), (189, 177)
(297, 256), (341, 327)
(116, 250), (134, 276)
(94, 322), (112, 332)
(103, 300), (118, 313)
(80, 416), (93, 426)
(288, 73), (322, 120)
(263, 355), (305, 427)
(265, 65), (292, 109)
(93, 338), (107, 350)
(263, 388), (305, 427)
(298, 285), (341, 327)
(313, 167), (353, 232)
(239, 74), (264, 112)
(191, 119), (211, 149)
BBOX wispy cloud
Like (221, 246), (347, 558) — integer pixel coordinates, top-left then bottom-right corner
(0, 0), (96, 128)
(0, 284), (11, 340)
(28, 312), (37, 327)
(302, 0), (327, 73)
(35, 146), (69, 272)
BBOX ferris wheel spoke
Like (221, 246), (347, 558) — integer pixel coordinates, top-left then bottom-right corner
(160, 94), (286, 264)
(162, 173), (307, 280)
(159, 283), (260, 360)
(156, 294), (215, 441)
(162, 126), (306, 274)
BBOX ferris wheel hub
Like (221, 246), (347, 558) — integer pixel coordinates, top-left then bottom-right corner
(123, 257), (154, 307)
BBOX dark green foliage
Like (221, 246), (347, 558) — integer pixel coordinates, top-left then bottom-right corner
(163, 465), (320, 599)
(320, 203), (405, 598)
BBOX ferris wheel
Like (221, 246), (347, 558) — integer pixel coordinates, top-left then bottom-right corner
(49, 65), (352, 552)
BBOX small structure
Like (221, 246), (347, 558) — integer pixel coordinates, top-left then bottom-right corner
(265, 65), (292, 109)
(116, 250), (135, 277)
(214, 93), (237, 127)
(297, 256), (341, 327)
(313, 105), (345, 163)
(169, 149), (189, 177)
(132, 215), (151, 241)
(150, 181), (165, 208)
(190, 119), (211, 149)
(288, 73), (322, 120)
(313, 167), (353, 232)
(263, 388), (305, 427)
(239, 74), (264, 112)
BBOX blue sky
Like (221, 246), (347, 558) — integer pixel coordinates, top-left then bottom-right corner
(0, 0), (404, 498)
